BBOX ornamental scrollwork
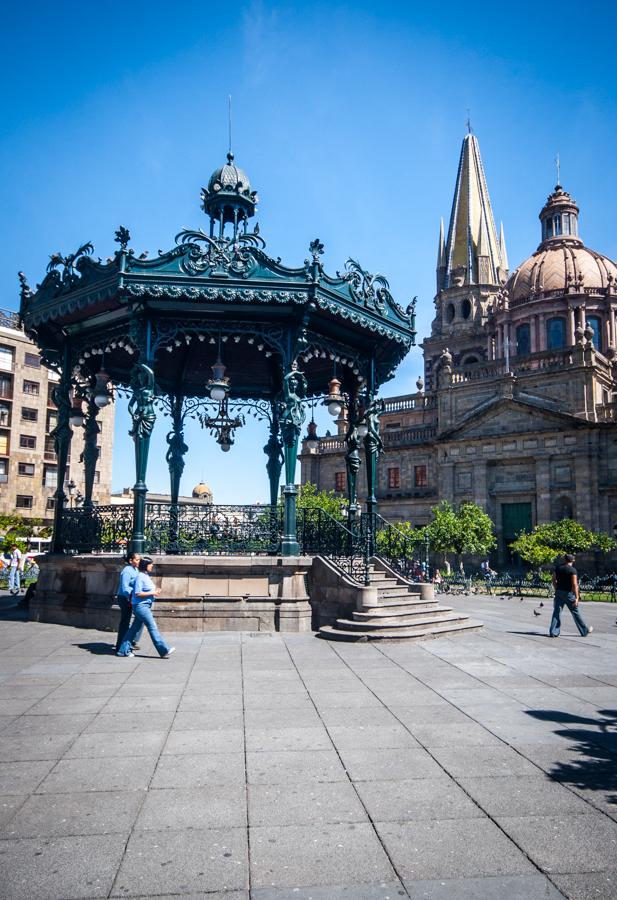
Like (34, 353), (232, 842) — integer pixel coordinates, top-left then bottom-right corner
(341, 258), (393, 312)
(46, 242), (95, 288)
(174, 227), (265, 277)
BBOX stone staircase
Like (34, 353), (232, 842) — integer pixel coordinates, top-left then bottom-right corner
(319, 562), (482, 642)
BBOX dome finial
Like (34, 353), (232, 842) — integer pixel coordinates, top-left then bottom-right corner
(228, 94), (233, 159)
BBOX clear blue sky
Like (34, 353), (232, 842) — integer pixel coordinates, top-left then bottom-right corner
(2, 1), (616, 502)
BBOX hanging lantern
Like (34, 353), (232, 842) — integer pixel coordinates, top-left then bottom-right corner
(325, 377), (343, 417)
(69, 396), (85, 428)
(93, 369), (112, 408)
(305, 419), (319, 451)
(208, 358), (229, 402)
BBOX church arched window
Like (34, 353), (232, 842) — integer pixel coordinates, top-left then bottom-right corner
(446, 303), (455, 323)
(546, 317), (566, 350)
(586, 316), (602, 352)
(461, 299), (472, 319)
(516, 323), (531, 356)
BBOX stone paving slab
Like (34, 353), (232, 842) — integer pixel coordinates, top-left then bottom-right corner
(0, 593), (616, 898)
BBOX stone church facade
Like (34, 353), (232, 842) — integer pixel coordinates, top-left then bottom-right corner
(300, 132), (617, 563)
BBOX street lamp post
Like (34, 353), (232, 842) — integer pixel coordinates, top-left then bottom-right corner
(67, 479), (76, 509)
(425, 529), (430, 578)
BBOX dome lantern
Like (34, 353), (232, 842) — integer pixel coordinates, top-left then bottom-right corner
(201, 152), (259, 239)
(539, 184), (580, 246)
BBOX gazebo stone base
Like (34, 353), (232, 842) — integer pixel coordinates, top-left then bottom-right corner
(30, 554), (315, 633)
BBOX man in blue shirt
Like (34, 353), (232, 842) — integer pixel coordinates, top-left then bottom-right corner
(114, 552), (144, 653)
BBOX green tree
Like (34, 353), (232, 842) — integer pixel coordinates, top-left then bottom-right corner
(295, 482), (348, 521)
(424, 501), (496, 567)
(510, 520), (616, 568)
(376, 520), (424, 558)
(0, 514), (48, 554)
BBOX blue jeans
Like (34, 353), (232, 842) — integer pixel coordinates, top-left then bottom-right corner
(117, 600), (171, 657)
(115, 597), (144, 652)
(8, 568), (20, 592)
(550, 590), (590, 637)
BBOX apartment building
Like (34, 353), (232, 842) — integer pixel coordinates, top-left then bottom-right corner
(0, 309), (114, 523)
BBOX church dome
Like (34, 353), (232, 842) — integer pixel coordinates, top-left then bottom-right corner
(192, 481), (213, 500)
(506, 184), (617, 304)
(207, 153), (252, 196)
(507, 243), (617, 303)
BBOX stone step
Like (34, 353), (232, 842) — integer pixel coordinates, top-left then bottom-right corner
(377, 586), (418, 597)
(333, 611), (469, 633)
(319, 620), (484, 642)
(365, 597), (431, 610)
(353, 604), (451, 621)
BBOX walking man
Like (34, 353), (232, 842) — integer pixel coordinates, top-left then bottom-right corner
(8, 544), (22, 595)
(550, 553), (593, 638)
(114, 551), (144, 653)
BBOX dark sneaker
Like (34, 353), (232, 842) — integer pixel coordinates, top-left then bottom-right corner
(162, 647), (175, 659)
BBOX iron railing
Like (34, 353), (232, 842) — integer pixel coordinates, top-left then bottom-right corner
(297, 507), (368, 583)
(368, 513), (424, 581)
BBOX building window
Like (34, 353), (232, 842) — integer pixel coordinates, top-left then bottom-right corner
(0, 434), (8, 455)
(21, 407), (38, 422)
(19, 434), (36, 449)
(23, 380), (39, 396)
(47, 385), (57, 407)
(16, 495), (33, 510)
(387, 467), (400, 489)
(586, 316), (602, 352)
(43, 465), (58, 488)
(334, 471), (345, 493)
(94, 471), (100, 484)
(546, 317), (566, 350)
(414, 465), (428, 487)
(24, 352), (41, 368)
(461, 298), (472, 319)
(18, 462), (35, 476)
(0, 346), (14, 372)
(516, 323), (531, 356)
(46, 411), (58, 433)
(0, 375), (12, 399)
(0, 404), (10, 427)
(0, 459), (7, 483)
(446, 303), (455, 323)
(46, 497), (56, 510)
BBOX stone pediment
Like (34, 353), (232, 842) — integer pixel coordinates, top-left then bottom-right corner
(440, 395), (587, 440)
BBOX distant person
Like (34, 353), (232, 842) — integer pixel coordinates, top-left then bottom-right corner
(116, 557), (175, 658)
(433, 569), (443, 587)
(550, 554), (593, 638)
(114, 552), (143, 654)
(8, 545), (22, 595)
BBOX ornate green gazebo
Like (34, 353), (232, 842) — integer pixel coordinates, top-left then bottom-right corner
(19, 153), (416, 563)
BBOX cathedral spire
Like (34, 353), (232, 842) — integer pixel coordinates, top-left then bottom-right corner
(436, 217), (446, 290)
(499, 221), (509, 272)
(443, 133), (505, 288)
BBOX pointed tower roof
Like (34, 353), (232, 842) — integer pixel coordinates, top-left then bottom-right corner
(443, 133), (505, 287)
(499, 222), (509, 271)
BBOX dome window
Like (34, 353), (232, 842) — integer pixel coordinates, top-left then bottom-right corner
(516, 323), (531, 357)
(546, 317), (566, 350)
(461, 299), (472, 319)
(446, 303), (455, 323)
(587, 316), (602, 352)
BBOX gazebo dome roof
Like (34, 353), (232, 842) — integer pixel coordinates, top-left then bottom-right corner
(208, 153), (252, 196)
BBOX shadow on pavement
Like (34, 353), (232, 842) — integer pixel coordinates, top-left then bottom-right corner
(526, 708), (617, 805)
(75, 641), (116, 655)
(0, 595), (28, 621)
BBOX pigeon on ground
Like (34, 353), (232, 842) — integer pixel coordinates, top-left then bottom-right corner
(533, 609), (541, 616)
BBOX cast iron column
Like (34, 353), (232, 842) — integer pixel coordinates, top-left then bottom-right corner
(279, 362), (307, 557)
(81, 396), (100, 512)
(345, 389), (361, 532)
(166, 394), (188, 554)
(363, 357), (383, 559)
(264, 403), (284, 551)
(128, 363), (156, 554)
(50, 345), (73, 553)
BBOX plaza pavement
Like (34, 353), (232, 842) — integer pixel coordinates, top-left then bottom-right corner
(0, 592), (616, 900)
